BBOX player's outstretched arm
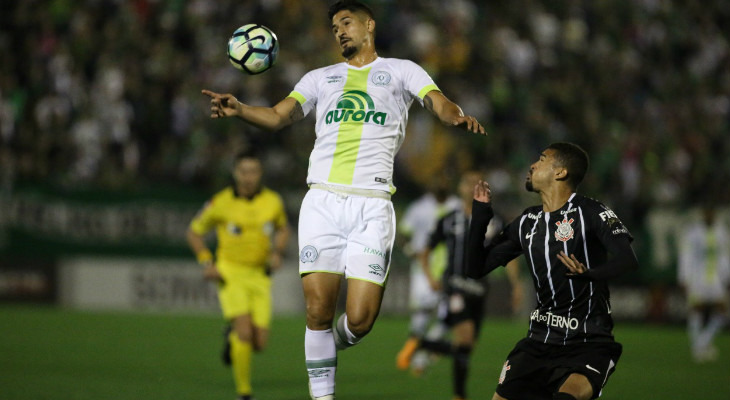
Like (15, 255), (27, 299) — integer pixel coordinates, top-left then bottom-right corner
(467, 180), (523, 279)
(202, 89), (304, 131)
(424, 90), (486, 135)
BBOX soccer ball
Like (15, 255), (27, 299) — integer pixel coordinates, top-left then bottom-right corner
(227, 24), (279, 75)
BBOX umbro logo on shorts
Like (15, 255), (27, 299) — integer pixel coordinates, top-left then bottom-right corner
(368, 264), (384, 276)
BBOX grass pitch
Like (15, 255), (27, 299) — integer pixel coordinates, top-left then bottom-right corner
(1, 305), (728, 400)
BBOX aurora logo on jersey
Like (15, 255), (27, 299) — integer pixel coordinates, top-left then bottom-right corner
(324, 90), (387, 126)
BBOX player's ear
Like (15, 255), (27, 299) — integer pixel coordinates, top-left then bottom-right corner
(554, 167), (569, 182)
(367, 18), (375, 33)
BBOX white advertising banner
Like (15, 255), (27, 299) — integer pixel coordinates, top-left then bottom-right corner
(58, 257), (305, 314)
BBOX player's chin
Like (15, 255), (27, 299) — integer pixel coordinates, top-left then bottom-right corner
(341, 45), (357, 58)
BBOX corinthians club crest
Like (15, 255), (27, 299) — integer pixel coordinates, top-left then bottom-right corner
(554, 216), (575, 242)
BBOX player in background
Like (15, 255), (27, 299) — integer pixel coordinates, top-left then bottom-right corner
(398, 171), (522, 400)
(467, 143), (638, 400)
(396, 174), (461, 375)
(186, 150), (290, 400)
(201, 1), (485, 398)
(677, 200), (730, 363)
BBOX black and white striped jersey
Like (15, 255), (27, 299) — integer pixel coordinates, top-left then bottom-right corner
(468, 193), (634, 345)
(429, 209), (487, 298)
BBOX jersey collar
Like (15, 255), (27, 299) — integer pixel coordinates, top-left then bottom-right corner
(345, 56), (381, 70)
(233, 185), (263, 200)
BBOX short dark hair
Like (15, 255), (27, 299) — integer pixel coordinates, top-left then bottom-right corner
(328, 0), (374, 21)
(547, 142), (589, 189)
(234, 148), (261, 163)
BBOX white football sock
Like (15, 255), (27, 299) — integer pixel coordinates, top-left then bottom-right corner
(305, 328), (336, 398)
(424, 321), (448, 341)
(697, 312), (727, 350)
(687, 310), (702, 352)
(410, 310), (431, 337)
(334, 314), (363, 350)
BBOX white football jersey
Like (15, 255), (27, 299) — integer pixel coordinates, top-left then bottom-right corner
(400, 193), (461, 253)
(288, 57), (439, 193)
(678, 219), (730, 302)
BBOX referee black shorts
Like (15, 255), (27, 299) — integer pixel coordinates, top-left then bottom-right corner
(495, 337), (622, 400)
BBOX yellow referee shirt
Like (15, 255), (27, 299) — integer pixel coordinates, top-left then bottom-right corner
(189, 186), (287, 267)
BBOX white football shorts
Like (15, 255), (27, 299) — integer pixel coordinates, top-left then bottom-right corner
(409, 261), (441, 310)
(298, 186), (396, 286)
(687, 280), (729, 305)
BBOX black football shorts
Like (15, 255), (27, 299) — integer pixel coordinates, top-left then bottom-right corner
(438, 291), (486, 334)
(495, 337), (622, 400)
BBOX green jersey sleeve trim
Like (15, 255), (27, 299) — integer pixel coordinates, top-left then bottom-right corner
(288, 91), (307, 104)
(418, 84), (440, 99)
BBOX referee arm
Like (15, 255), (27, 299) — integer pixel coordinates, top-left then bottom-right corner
(268, 223), (291, 273)
(186, 228), (222, 282)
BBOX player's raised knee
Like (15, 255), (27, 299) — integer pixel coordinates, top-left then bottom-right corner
(344, 312), (376, 337)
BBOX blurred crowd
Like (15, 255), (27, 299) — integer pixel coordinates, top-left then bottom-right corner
(1, 0), (729, 247)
